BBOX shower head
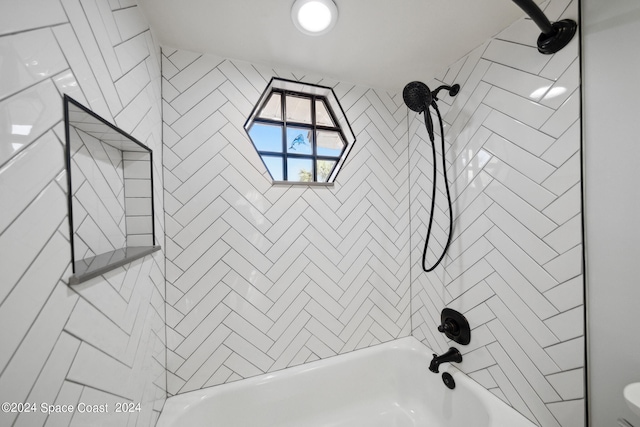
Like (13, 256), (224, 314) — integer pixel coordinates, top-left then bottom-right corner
(403, 81), (433, 113)
(403, 81), (436, 142)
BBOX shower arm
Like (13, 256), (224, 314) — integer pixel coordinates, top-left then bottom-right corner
(510, 0), (577, 54)
(431, 84), (460, 101)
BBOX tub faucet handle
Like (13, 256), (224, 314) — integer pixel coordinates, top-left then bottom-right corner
(438, 319), (458, 335)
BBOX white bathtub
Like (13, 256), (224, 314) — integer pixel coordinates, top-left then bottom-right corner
(157, 337), (536, 427)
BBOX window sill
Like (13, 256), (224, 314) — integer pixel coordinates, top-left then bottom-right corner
(271, 181), (334, 187)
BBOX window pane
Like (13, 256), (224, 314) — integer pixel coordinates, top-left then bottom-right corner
(258, 93), (282, 120)
(316, 130), (344, 156)
(286, 127), (312, 154)
(262, 155), (283, 181)
(317, 159), (336, 182)
(287, 158), (313, 182)
(249, 123), (283, 153)
(315, 100), (335, 126)
(286, 95), (311, 124)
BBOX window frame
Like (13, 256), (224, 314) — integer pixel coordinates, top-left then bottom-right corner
(244, 78), (356, 185)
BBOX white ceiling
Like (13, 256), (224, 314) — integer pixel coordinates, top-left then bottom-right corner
(138, 0), (538, 92)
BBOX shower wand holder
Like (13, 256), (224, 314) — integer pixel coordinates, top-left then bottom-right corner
(438, 308), (471, 345)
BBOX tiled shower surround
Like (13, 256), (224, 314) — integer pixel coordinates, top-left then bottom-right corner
(410, 1), (584, 426)
(0, 0), (583, 427)
(0, 1), (166, 426)
(162, 2), (583, 427)
(161, 51), (412, 394)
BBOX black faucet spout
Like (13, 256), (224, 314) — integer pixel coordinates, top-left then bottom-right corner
(429, 347), (462, 373)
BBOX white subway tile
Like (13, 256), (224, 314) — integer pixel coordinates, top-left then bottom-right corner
(542, 151), (580, 196)
(544, 244), (582, 284)
(483, 62), (554, 102)
(126, 215), (153, 234)
(487, 343), (561, 426)
(542, 119), (579, 168)
(543, 182), (581, 225)
(0, 0), (67, 36)
(487, 319), (561, 403)
(483, 39), (551, 74)
(484, 265), (558, 346)
(0, 29), (67, 100)
(539, 34), (579, 81)
(0, 131), (64, 233)
(181, 345), (232, 393)
(484, 157), (557, 211)
(464, 295), (496, 326)
(540, 59), (580, 109)
(545, 337), (583, 371)
(488, 364), (537, 421)
(115, 32), (149, 74)
(485, 203), (558, 264)
(42, 382), (82, 427)
(483, 87), (554, 129)
(166, 50), (202, 72)
(225, 332), (274, 372)
(496, 16), (540, 47)
(80, 0), (123, 80)
(113, 6), (148, 41)
(540, 90), (580, 138)
(487, 225), (559, 294)
(458, 346), (495, 373)
(223, 353), (262, 379)
(547, 399), (585, 427)
(115, 86), (151, 134)
(53, 70), (87, 105)
(485, 180), (557, 237)
(124, 197), (151, 216)
(0, 232), (69, 372)
(124, 159), (151, 178)
(67, 342), (133, 399)
(0, 79), (62, 166)
(544, 277), (583, 313)
(115, 60), (150, 107)
(546, 368), (584, 400)
(223, 312), (274, 353)
(0, 282), (78, 405)
(61, 0), (123, 115)
(53, 24), (112, 121)
(65, 298), (127, 360)
(544, 214), (582, 253)
(0, 182), (67, 300)
(544, 305), (584, 342)
(483, 109), (555, 157)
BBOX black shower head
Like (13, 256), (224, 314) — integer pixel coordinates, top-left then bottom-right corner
(403, 81), (433, 113)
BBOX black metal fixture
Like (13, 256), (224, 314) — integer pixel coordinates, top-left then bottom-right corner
(442, 372), (456, 389)
(511, 0), (577, 54)
(429, 347), (463, 373)
(438, 308), (471, 345)
(403, 81), (460, 272)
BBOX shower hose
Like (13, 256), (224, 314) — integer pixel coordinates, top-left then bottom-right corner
(421, 102), (453, 272)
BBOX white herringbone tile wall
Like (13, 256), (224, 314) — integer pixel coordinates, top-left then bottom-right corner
(410, 1), (584, 427)
(0, 1), (166, 426)
(162, 50), (411, 394)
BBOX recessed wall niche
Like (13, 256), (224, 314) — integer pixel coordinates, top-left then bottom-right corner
(64, 95), (160, 285)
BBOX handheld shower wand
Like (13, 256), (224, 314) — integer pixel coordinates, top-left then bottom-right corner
(404, 81), (460, 272)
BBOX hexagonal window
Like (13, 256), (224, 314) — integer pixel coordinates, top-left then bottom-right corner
(245, 78), (355, 184)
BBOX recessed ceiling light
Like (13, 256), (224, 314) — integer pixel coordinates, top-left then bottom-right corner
(291, 0), (338, 36)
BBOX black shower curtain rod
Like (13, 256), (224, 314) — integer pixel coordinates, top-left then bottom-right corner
(510, 0), (577, 54)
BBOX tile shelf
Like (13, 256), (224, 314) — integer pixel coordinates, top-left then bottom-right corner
(69, 245), (161, 285)
(64, 95), (160, 284)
